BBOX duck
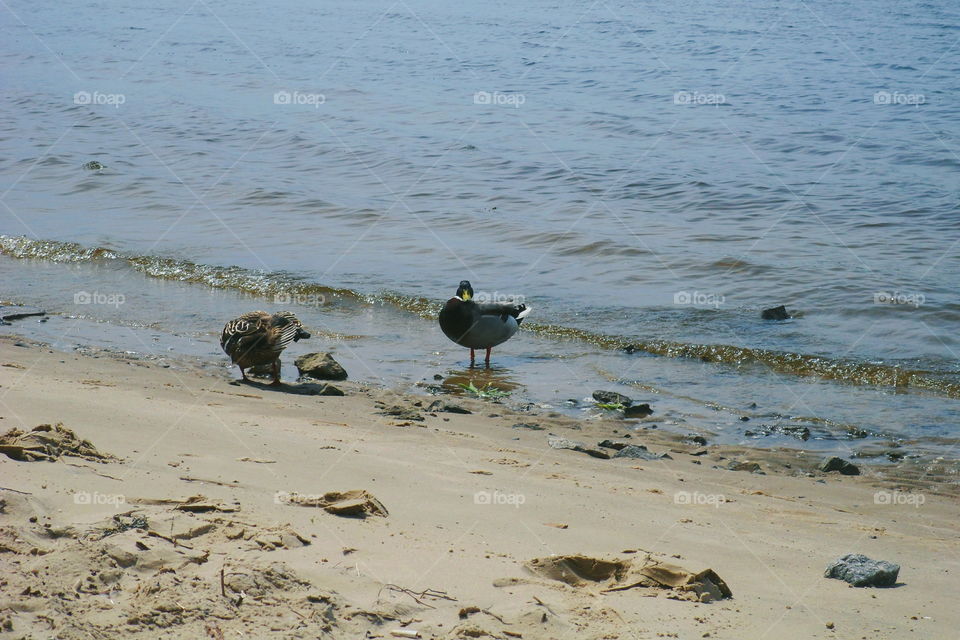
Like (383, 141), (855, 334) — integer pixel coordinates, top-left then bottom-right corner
(438, 280), (531, 367)
(220, 310), (310, 385)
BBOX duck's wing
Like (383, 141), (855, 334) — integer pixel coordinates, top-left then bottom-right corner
(221, 311), (271, 357)
(473, 301), (532, 325)
(269, 311), (305, 351)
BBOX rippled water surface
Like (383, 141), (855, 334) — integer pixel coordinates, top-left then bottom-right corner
(1, 0), (959, 456)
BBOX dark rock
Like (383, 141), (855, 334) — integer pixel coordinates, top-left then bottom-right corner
(598, 439), (629, 450)
(820, 457), (860, 475)
(294, 353), (347, 381)
(623, 403), (653, 418)
(624, 344), (639, 354)
(613, 445), (671, 461)
(0, 306), (46, 322)
(761, 305), (791, 320)
(691, 449), (709, 456)
(512, 422), (544, 431)
(427, 400), (472, 414)
(592, 390), (632, 407)
(740, 416), (750, 422)
(824, 554), (899, 587)
(82, 160), (105, 171)
(686, 435), (708, 446)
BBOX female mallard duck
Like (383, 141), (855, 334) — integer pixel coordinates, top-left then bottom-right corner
(438, 280), (531, 367)
(220, 311), (310, 385)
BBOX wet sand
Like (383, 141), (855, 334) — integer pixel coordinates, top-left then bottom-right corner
(1, 334), (958, 639)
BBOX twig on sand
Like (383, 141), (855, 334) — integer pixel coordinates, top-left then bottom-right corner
(65, 462), (122, 480)
(0, 486), (31, 495)
(378, 584), (456, 609)
(179, 476), (240, 488)
(147, 530), (193, 549)
(220, 566), (226, 597)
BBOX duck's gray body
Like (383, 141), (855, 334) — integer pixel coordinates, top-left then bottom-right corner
(438, 281), (531, 365)
(439, 300), (529, 349)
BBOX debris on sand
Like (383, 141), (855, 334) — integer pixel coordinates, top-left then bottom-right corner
(0, 423), (117, 462)
(524, 554), (732, 603)
(825, 554), (900, 587)
(278, 489), (389, 518)
(130, 495), (240, 513)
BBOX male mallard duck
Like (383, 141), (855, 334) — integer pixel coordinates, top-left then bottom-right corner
(220, 311), (310, 385)
(438, 280), (531, 367)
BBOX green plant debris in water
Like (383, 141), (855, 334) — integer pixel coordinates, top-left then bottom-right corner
(458, 381), (512, 401)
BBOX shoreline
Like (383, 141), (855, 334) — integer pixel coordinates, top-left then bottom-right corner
(2, 334), (958, 639)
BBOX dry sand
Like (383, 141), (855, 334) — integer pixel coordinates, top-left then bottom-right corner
(0, 335), (957, 639)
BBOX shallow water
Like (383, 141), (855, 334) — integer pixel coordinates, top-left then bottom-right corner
(1, 1), (958, 457)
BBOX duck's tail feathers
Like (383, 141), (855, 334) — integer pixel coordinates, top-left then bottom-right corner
(516, 304), (532, 324)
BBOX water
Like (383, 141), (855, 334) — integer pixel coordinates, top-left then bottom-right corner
(2, 0), (959, 459)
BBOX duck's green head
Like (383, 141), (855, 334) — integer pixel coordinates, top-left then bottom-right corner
(456, 280), (474, 301)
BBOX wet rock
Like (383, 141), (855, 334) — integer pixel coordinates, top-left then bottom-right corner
(623, 403), (653, 418)
(825, 554), (899, 587)
(294, 352), (347, 381)
(547, 436), (610, 459)
(592, 390), (632, 407)
(820, 457), (860, 475)
(686, 435), (708, 446)
(427, 400), (472, 414)
(0, 306), (46, 322)
(727, 461), (761, 472)
(744, 424), (810, 441)
(761, 305), (790, 320)
(82, 160), (105, 171)
(613, 445), (671, 461)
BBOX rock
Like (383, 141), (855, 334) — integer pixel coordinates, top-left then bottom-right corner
(727, 461), (761, 472)
(512, 422), (544, 430)
(105, 545), (138, 568)
(623, 403), (653, 418)
(82, 160), (105, 171)
(0, 306), (46, 322)
(547, 436), (610, 459)
(761, 305), (790, 320)
(294, 353), (347, 381)
(378, 405), (423, 421)
(744, 424), (810, 441)
(824, 554), (899, 587)
(686, 435), (708, 446)
(598, 439), (630, 451)
(317, 384), (345, 396)
(820, 457), (860, 475)
(427, 400), (472, 414)
(592, 390), (633, 407)
(613, 445), (671, 461)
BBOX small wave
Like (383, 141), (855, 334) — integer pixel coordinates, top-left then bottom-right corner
(3, 234), (959, 400)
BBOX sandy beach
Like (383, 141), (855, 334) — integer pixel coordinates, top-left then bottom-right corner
(1, 333), (957, 640)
